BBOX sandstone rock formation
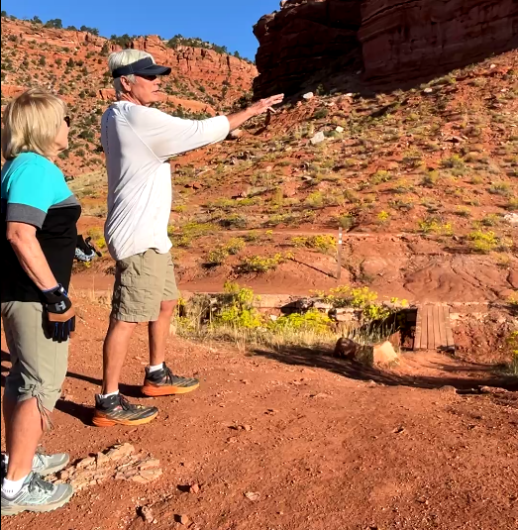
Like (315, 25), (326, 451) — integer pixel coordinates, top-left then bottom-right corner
(49, 443), (163, 492)
(253, 0), (518, 97)
(2, 18), (256, 104)
(254, 0), (363, 98)
(119, 35), (256, 92)
(1, 17), (256, 175)
(360, 0), (518, 84)
(334, 337), (400, 366)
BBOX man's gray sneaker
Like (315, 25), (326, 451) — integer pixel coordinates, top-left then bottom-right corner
(1, 473), (74, 516)
(32, 452), (70, 476)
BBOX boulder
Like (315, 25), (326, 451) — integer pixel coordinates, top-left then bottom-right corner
(334, 338), (400, 366)
(371, 341), (399, 366)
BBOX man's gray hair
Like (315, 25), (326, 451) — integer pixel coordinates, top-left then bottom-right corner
(108, 49), (155, 98)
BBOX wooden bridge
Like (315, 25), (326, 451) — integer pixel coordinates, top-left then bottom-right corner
(414, 304), (455, 352)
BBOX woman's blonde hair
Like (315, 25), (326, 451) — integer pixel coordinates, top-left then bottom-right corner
(1, 88), (67, 160)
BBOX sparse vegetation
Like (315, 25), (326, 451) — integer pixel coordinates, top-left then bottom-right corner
(418, 218), (453, 236)
(489, 182), (513, 197)
(171, 222), (218, 248)
(467, 230), (502, 254)
(506, 331), (518, 375)
(176, 283), (405, 349)
(291, 235), (336, 254)
(238, 253), (290, 273)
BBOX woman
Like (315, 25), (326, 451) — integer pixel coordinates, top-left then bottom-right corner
(1, 88), (79, 516)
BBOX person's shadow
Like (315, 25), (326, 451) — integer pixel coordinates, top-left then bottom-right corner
(1, 350), (143, 426)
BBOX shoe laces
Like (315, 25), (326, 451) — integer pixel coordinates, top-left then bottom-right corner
(28, 474), (54, 494)
(118, 395), (134, 410)
(34, 447), (48, 465)
(162, 364), (176, 384)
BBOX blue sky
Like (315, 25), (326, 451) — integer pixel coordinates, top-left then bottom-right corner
(2, 0), (279, 60)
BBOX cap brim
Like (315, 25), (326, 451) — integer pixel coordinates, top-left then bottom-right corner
(134, 64), (172, 76)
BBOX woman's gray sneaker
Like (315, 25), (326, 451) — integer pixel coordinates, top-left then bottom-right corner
(32, 452), (70, 476)
(1, 452), (70, 477)
(1, 473), (74, 516)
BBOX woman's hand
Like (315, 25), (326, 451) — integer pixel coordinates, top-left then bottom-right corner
(42, 285), (76, 342)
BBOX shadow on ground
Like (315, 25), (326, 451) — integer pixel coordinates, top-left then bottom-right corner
(252, 345), (518, 392)
(2, 350), (145, 425)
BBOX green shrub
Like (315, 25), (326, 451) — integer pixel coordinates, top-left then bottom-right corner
(371, 170), (392, 185)
(87, 227), (106, 250)
(225, 238), (246, 255)
(315, 285), (404, 321)
(489, 182), (512, 197)
(468, 230), (499, 254)
(481, 214), (501, 227)
(305, 192), (325, 208)
(418, 218), (453, 236)
(313, 108), (329, 120)
(336, 214), (355, 230)
(402, 149), (423, 168)
(171, 222), (218, 248)
(239, 253), (289, 273)
(219, 214), (248, 229)
(441, 154), (465, 170)
(205, 248), (229, 266)
(377, 211), (391, 224)
(291, 235), (336, 254)
(507, 331), (518, 376)
(421, 171), (440, 188)
(269, 309), (333, 335)
(214, 283), (263, 329)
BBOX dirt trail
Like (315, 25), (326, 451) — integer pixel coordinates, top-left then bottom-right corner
(1, 301), (516, 530)
(74, 217), (517, 303)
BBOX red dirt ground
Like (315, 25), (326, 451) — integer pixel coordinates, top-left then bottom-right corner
(1, 299), (516, 530)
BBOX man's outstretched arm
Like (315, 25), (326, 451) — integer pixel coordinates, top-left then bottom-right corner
(140, 94), (285, 161)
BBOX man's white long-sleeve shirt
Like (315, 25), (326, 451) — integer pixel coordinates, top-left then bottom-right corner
(101, 101), (230, 261)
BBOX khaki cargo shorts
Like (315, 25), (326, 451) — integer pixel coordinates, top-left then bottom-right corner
(111, 249), (179, 323)
(1, 301), (69, 412)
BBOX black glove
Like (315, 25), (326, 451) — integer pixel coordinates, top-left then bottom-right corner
(75, 235), (102, 262)
(42, 285), (76, 343)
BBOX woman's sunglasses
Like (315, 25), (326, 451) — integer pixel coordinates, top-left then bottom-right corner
(64, 116), (71, 127)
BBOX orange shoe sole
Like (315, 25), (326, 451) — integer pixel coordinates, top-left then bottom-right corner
(141, 382), (200, 397)
(92, 411), (159, 428)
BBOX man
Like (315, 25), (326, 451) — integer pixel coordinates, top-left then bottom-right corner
(93, 49), (283, 427)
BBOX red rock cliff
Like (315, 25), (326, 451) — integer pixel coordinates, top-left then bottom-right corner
(253, 0), (518, 97)
(254, 0), (363, 97)
(360, 0), (518, 84)
(125, 35), (257, 89)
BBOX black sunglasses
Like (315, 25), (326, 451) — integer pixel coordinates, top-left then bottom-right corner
(136, 74), (159, 82)
(64, 116), (71, 127)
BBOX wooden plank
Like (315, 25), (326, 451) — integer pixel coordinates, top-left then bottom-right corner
(427, 305), (435, 350)
(414, 305), (423, 351)
(421, 305), (429, 351)
(444, 306), (455, 350)
(433, 305), (442, 351)
(439, 306), (448, 350)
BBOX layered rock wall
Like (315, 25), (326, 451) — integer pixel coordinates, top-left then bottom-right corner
(360, 0), (518, 83)
(254, 0), (363, 97)
(2, 18), (257, 99)
(253, 0), (518, 97)
(126, 35), (256, 88)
